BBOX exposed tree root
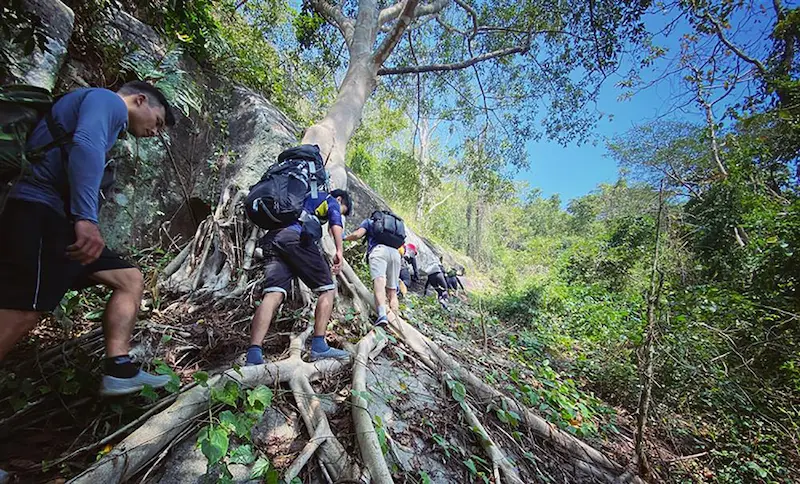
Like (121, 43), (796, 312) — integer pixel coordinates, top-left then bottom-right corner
(387, 313), (644, 484)
(289, 375), (357, 481)
(68, 323), (348, 483)
(352, 330), (392, 483)
(162, 185), (246, 298)
(67, 314), (392, 483)
(460, 399), (525, 484)
(282, 422), (330, 483)
(66, 186), (647, 484)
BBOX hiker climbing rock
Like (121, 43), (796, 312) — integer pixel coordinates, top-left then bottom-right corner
(0, 82), (175, 396)
(404, 242), (419, 281)
(398, 245), (411, 296)
(446, 266), (465, 296)
(244, 145), (352, 364)
(345, 210), (406, 326)
(423, 258), (450, 308)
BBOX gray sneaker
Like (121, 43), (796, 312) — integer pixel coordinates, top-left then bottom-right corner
(100, 370), (171, 397)
(309, 347), (351, 362)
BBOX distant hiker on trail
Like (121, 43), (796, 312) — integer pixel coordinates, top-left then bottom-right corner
(446, 266), (465, 295)
(244, 145), (353, 365)
(423, 259), (449, 308)
(0, 81), (175, 396)
(398, 246), (411, 296)
(345, 210), (406, 327)
(404, 242), (419, 281)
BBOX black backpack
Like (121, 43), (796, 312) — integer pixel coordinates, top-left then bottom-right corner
(245, 144), (328, 230)
(370, 210), (406, 249)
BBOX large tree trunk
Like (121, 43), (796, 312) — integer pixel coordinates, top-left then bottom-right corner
(301, 55), (378, 189)
(301, 0), (382, 190)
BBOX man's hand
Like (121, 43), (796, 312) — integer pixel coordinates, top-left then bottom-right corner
(67, 220), (105, 265)
(331, 250), (343, 275)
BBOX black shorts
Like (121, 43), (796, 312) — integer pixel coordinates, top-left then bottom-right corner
(0, 199), (133, 312)
(260, 228), (334, 296)
(427, 272), (448, 298)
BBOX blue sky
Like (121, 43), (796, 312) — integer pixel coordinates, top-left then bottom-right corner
(520, 69), (696, 205)
(519, 6), (771, 205)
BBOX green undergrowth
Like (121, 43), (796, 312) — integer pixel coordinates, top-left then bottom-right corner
(194, 373), (288, 483)
(408, 292), (619, 440)
(478, 277), (800, 482)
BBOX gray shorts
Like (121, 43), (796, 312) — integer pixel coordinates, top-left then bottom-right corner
(368, 244), (401, 290)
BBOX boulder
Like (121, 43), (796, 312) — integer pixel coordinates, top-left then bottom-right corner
(2, 0), (74, 90)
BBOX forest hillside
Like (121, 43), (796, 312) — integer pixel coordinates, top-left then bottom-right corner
(0, 0), (798, 483)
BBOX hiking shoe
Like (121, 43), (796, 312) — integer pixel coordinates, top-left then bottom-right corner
(309, 347), (351, 362)
(100, 370), (171, 397)
(374, 315), (388, 327)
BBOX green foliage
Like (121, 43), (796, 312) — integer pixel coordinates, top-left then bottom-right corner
(446, 379), (467, 405)
(198, 425), (229, 466)
(162, 0), (224, 62)
(228, 443), (255, 465)
(120, 47), (202, 118)
(197, 380), (277, 480)
(246, 385), (273, 414)
(193, 370), (210, 386)
(153, 359), (181, 393)
(373, 415), (389, 455)
(210, 380), (241, 407)
(250, 456), (279, 481)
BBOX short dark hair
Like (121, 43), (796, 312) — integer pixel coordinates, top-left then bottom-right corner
(330, 189), (352, 215)
(117, 80), (175, 127)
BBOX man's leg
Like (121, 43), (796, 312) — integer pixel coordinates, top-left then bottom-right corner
(0, 310), (40, 361)
(385, 250), (400, 315)
(0, 200), (67, 361)
(313, 289), (334, 337)
(276, 230), (346, 361)
(248, 236), (293, 365)
(368, 246), (389, 325)
(309, 288), (349, 360)
(89, 268), (143, 358)
(87, 266), (171, 395)
(250, 291), (284, 347)
(387, 288), (399, 314)
(373, 275), (388, 314)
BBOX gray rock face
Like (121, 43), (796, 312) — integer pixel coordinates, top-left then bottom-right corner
(83, 8), (299, 251)
(226, 87), (300, 190)
(3, 0), (74, 89)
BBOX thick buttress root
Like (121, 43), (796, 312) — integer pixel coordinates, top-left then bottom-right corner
(163, 184), (248, 299)
(67, 322), (385, 483)
(352, 330), (392, 483)
(460, 399), (525, 484)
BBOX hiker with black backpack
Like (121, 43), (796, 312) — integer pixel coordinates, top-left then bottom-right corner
(244, 145), (353, 365)
(446, 266), (465, 295)
(345, 210), (406, 326)
(423, 257), (450, 309)
(0, 81), (175, 396)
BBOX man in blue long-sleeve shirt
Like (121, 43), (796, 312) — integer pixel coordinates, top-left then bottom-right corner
(0, 81), (176, 396)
